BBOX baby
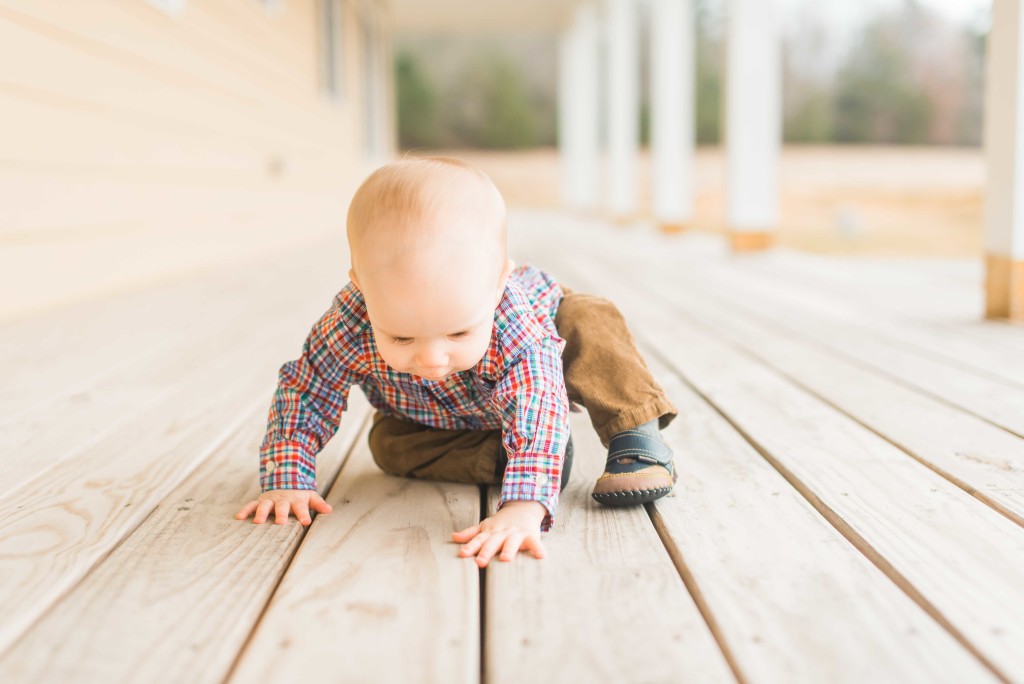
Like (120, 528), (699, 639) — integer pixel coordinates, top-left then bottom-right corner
(235, 156), (678, 567)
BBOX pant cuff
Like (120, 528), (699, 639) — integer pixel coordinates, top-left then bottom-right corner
(592, 397), (678, 447)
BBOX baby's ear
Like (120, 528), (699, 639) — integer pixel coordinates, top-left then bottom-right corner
(495, 259), (514, 303)
(502, 258), (515, 281)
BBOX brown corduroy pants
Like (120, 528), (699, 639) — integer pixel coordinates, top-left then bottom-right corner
(367, 286), (678, 487)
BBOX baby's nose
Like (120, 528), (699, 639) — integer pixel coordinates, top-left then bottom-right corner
(415, 346), (448, 367)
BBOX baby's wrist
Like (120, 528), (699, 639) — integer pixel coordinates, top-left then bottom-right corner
(500, 500), (548, 520)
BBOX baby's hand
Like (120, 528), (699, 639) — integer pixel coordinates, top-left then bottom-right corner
(235, 489), (332, 526)
(451, 501), (548, 567)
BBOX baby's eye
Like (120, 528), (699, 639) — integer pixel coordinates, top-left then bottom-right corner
(448, 331), (470, 340)
(390, 337), (414, 345)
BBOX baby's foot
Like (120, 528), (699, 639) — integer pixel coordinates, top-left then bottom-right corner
(592, 418), (676, 506)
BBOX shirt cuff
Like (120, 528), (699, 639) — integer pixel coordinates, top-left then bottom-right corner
(259, 441), (317, 491)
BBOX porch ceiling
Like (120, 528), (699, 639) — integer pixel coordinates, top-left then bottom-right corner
(389, 0), (578, 33)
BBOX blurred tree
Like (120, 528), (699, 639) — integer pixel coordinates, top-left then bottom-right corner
(394, 0), (984, 151)
(695, 0), (723, 144)
(639, 101), (650, 146)
(477, 55), (540, 148)
(956, 19), (986, 146)
(450, 51), (540, 148)
(395, 52), (441, 148)
(785, 88), (833, 143)
(782, 8), (834, 143)
(833, 2), (934, 144)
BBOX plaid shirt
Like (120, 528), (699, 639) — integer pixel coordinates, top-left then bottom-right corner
(259, 263), (570, 532)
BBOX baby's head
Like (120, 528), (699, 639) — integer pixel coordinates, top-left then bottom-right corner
(346, 156), (514, 380)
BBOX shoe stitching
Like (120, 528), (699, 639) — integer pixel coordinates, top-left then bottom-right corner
(607, 449), (663, 459)
(610, 428), (666, 438)
(593, 488), (672, 498)
(596, 471), (673, 481)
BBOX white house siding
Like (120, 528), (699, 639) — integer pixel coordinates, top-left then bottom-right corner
(0, 0), (389, 321)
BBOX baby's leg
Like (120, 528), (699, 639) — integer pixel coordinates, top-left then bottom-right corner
(368, 412), (505, 485)
(368, 411), (574, 491)
(555, 287), (677, 445)
(554, 287), (677, 506)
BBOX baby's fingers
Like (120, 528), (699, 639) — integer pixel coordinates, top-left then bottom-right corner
(452, 524), (481, 543)
(458, 530), (492, 557)
(274, 499), (291, 524)
(475, 531), (511, 567)
(235, 501), (258, 520)
(498, 532), (526, 562)
(308, 492), (333, 514)
(252, 499), (275, 524)
(291, 500), (312, 526)
(521, 534), (547, 560)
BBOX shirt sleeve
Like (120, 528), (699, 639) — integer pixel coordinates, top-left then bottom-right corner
(490, 335), (570, 532)
(259, 319), (360, 492)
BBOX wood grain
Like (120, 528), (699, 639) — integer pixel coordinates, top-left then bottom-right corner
(0, 392), (370, 683)
(484, 411), (735, 684)
(228, 425), (482, 684)
(643, 353), (997, 682)
(638, 276), (1024, 527)
(0, 242), (349, 495)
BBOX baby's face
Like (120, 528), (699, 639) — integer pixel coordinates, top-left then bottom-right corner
(351, 243), (511, 381)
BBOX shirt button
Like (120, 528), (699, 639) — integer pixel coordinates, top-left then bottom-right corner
(265, 459), (276, 473)
(535, 473), (549, 486)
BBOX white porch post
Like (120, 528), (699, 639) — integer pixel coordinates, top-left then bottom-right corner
(650, 0), (695, 233)
(725, 0), (780, 251)
(559, 4), (601, 211)
(605, 0), (640, 220)
(984, 0), (1024, 320)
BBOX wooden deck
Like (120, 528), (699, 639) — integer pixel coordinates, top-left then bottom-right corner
(1, 209), (1022, 683)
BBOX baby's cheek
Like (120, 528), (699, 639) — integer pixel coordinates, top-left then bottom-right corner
(461, 333), (492, 368)
(377, 347), (405, 372)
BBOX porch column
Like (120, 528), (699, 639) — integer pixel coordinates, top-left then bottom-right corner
(650, 0), (695, 233)
(984, 0), (1024, 320)
(725, 0), (780, 251)
(559, 3), (601, 211)
(605, 0), (640, 220)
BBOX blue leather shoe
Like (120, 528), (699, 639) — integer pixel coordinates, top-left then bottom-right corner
(592, 420), (676, 506)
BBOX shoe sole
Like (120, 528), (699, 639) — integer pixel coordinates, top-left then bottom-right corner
(591, 486), (673, 507)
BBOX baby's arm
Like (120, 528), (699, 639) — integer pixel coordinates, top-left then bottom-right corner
(236, 310), (360, 525)
(453, 335), (570, 566)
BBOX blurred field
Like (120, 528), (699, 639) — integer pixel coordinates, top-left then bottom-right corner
(439, 145), (984, 258)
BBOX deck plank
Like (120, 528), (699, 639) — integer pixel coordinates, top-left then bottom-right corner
(741, 250), (1024, 352)
(522, 219), (1024, 439)
(680, 264), (1024, 437)
(568, 261), (1024, 681)
(228, 419), (482, 684)
(0, 392), (370, 683)
(0, 242), (344, 412)
(0, 244), (347, 495)
(629, 271), (1024, 527)
(0, 251), (348, 656)
(693, 255), (1024, 388)
(483, 411), (735, 684)
(641, 353), (998, 682)
(0, 329), (302, 656)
